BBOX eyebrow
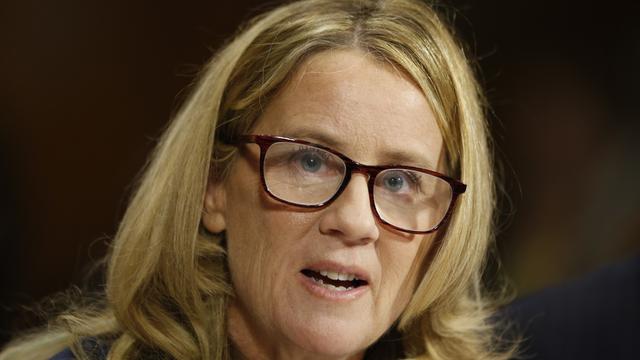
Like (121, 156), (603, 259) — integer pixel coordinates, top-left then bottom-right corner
(282, 127), (437, 170)
(380, 148), (437, 170)
(285, 127), (345, 149)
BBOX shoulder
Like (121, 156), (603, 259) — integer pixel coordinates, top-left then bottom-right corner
(48, 338), (110, 360)
(506, 256), (640, 359)
(49, 348), (76, 360)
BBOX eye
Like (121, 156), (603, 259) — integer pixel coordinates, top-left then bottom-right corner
(289, 146), (339, 176)
(264, 142), (344, 183)
(299, 152), (323, 173)
(379, 170), (420, 193)
(383, 174), (405, 192)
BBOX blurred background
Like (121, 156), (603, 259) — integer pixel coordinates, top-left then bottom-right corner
(1, 0), (639, 346)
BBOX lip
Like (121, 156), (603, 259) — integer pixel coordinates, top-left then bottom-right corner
(297, 260), (371, 302)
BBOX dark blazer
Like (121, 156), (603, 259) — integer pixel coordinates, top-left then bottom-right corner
(50, 338), (109, 360)
(50, 348), (75, 360)
(49, 327), (404, 359)
(507, 256), (640, 359)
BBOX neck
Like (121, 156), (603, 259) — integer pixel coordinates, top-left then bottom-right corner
(227, 302), (366, 360)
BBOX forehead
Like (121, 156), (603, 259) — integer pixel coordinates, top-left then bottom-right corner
(252, 49), (444, 170)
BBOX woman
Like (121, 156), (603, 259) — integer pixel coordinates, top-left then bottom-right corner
(1, 0), (515, 359)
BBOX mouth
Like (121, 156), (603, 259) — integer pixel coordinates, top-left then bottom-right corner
(300, 269), (369, 291)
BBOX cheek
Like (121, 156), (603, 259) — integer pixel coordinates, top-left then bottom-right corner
(223, 171), (272, 312)
(224, 179), (318, 320)
(377, 234), (431, 320)
(225, 177), (264, 277)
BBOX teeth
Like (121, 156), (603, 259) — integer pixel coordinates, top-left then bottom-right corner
(326, 271), (339, 280)
(311, 277), (354, 291)
(338, 273), (355, 281)
(318, 271), (358, 281)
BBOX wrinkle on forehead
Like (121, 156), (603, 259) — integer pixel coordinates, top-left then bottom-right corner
(256, 49), (443, 170)
(291, 49), (427, 108)
(291, 49), (372, 84)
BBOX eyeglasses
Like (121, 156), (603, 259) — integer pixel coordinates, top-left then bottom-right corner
(232, 135), (466, 234)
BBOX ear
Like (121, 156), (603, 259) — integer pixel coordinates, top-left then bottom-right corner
(202, 179), (227, 234)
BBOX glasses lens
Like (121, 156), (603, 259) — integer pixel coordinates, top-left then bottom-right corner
(263, 142), (346, 205)
(373, 168), (453, 232)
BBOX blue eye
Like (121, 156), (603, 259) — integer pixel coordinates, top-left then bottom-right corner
(383, 174), (405, 192)
(379, 170), (421, 194)
(299, 153), (323, 172)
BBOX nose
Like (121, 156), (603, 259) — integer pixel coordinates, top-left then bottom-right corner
(318, 173), (380, 245)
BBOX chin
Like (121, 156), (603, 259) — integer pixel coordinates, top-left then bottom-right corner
(283, 316), (376, 358)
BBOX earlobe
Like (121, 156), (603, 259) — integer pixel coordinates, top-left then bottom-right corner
(202, 180), (227, 234)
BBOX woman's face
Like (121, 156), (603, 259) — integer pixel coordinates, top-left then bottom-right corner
(204, 49), (444, 359)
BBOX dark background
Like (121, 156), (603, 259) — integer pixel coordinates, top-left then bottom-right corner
(2, 0), (639, 346)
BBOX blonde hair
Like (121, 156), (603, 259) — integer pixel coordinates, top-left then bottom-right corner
(1, 0), (515, 359)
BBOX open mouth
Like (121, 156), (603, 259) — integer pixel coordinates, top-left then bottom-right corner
(300, 269), (368, 291)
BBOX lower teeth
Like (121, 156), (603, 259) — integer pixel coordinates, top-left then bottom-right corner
(313, 278), (353, 291)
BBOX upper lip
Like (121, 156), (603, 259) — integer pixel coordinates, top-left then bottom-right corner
(302, 260), (371, 284)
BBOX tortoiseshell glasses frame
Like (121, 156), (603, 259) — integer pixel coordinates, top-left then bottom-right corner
(232, 135), (467, 234)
